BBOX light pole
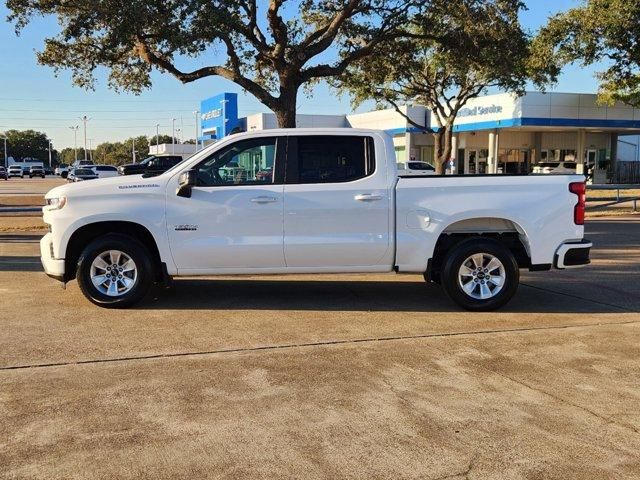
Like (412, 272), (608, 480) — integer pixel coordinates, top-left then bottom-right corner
(176, 128), (182, 146)
(48, 140), (52, 168)
(155, 123), (160, 152)
(69, 126), (79, 163)
(80, 116), (90, 162)
(193, 110), (200, 151)
(88, 139), (94, 163)
(0, 133), (7, 169)
(220, 98), (228, 137)
(132, 137), (136, 163)
(171, 118), (176, 154)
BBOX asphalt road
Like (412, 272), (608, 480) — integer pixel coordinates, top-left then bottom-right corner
(1, 217), (639, 479)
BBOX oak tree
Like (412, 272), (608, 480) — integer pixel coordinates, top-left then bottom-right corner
(8, 0), (425, 127)
(339, 0), (548, 173)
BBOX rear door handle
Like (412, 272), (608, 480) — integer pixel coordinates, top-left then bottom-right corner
(354, 193), (383, 201)
(250, 196), (278, 204)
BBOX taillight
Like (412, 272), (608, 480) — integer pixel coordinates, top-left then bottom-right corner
(569, 182), (586, 225)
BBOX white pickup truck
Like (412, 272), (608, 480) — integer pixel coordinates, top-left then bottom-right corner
(40, 129), (591, 310)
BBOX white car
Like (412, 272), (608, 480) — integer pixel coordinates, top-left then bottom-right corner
(55, 165), (69, 177)
(8, 165), (24, 178)
(397, 161), (437, 176)
(40, 128), (591, 311)
(532, 161), (577, 175)
(92, 165), (119, 179)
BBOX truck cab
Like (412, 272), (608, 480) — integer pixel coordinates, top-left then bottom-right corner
(40, 129), (590, 311)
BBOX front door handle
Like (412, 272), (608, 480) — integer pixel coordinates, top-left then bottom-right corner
(354, 193), (383, 201)
(250, 196), (278, 204)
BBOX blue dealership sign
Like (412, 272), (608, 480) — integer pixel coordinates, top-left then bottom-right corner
(200, 93), (240, 140)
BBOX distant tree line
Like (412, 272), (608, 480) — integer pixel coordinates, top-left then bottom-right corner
(1, 129), (58, 165)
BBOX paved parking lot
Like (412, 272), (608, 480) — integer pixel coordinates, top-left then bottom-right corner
(1, 216), (639, 479)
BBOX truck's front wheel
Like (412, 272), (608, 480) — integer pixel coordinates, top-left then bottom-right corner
(441, 238), (519, 311)
(76, 234), (154, 308)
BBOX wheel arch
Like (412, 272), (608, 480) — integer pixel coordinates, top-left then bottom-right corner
(427, 216), (531, 283)
(65, 221), (162, 281)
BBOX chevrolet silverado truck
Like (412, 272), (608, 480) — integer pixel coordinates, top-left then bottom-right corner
(40, 129), (591, 310)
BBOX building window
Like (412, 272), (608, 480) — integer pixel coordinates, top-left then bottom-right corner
(395, 146), (406, 163)
(420, 146), (434, 163)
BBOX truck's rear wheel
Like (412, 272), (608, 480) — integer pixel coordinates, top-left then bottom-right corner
(441, 238), (519, 311)
(76, 234), (154, 308)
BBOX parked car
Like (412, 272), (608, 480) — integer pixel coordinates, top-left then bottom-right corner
(74, 160), (96, 168)
(118, 155), (184, 176)
(67, 168), (99, 182)
(532, 161), (577, 175)
(44, 167), (54, 175)
(397, 161), (437, 176)
(55, 164), (69, 178)
(0, 166), (7, 180)
(8, 165), (24, 178)
(22, 166), (31, 177)
(29, 165), (45, 178)
(93, 165), (119, 179)
(41, 129), (591, 310)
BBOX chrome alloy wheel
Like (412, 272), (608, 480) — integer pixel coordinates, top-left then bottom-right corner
(457, 253), (506, 300)
(89, 250), (138, 297)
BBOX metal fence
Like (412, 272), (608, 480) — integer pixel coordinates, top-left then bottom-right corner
(609, 161), (640, 184)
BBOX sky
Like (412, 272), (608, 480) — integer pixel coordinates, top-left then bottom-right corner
(0, 0), (596, 150)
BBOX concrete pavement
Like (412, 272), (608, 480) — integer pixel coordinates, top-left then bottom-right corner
(0, 217), (639, 479)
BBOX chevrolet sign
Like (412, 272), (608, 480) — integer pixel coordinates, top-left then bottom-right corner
(201, 108), (223, 121)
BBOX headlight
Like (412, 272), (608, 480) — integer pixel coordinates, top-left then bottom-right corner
(44, 196), (67, 210)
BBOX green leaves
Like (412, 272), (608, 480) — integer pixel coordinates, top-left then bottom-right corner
(532, 0), (640, 107)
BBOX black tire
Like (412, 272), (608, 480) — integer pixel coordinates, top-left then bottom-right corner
(440, 237), (519, 311)
(76, 234), (155, 308)
(61, 171), (68, 179)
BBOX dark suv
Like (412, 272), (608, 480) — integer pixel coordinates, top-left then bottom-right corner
(118, 155), (184, 176)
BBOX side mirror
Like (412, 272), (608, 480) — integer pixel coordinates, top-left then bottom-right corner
(177, 169), (197, 198)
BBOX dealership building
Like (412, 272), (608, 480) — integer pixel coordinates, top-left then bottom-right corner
(199, 91), (640, 183)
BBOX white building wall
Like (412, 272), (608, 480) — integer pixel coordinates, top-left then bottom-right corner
(148, 143), (197, 156)
(347, 106), (428, 130)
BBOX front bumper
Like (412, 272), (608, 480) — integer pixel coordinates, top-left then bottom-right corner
(40, 232), (66, 282)
(554, 239), (592, 269)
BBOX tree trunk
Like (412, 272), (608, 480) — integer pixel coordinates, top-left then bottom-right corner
(432, 125), (454, 175)
(273, 86), (298, 128)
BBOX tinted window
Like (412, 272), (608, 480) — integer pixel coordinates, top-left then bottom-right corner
(162, 157), (183, 167)
(195, 137), (277, 187)
(75, 169), (95, 175)
(96, 166), (117, 171)
(408, 162), (434, 171)
(538, 162), (560, 168)
(295, 136), (373, 184)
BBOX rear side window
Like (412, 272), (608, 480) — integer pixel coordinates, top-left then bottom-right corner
(96, 166), (117, 171)
(290, 136), (374, 184)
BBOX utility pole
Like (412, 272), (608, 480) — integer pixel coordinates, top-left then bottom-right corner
(88, 139), (94, 163)
(48, 140), (52, 168)
(69, 126), (79, 163)
(80, 116), (90, 162)
(193, 110), (200, 151)
(155, 123), (160, 152)
(0, 133), (7, 169)
(132, 137), (136, 163)
(171, 118), (176, 154)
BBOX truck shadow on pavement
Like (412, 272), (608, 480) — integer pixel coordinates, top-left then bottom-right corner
(143, 278), (631, 314)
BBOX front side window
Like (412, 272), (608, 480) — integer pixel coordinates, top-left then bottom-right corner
(195, 137), (277, 187)
(293, 136), (373, 184)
